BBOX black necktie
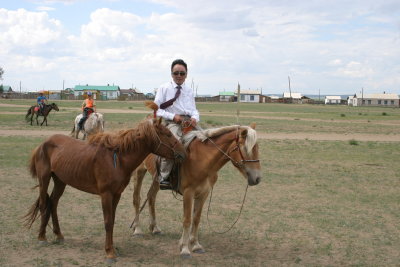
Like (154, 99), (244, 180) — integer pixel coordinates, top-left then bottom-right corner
(160, 85), (181, 109)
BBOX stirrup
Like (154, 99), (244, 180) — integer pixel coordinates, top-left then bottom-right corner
(159, 179), (172, 190)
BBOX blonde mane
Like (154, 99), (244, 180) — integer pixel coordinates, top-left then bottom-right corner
(88, 119), (157, 153)
(183, 125), (257, 155)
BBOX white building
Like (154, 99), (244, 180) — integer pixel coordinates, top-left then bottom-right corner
(351, 93), (399, 107)
(325, 96), (342, 104)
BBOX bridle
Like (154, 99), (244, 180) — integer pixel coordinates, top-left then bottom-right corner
(206, 127), (260, 170)
(152, 126), (181, 159)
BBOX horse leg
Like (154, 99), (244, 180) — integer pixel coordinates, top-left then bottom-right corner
(41, 115), (47, 126)
(100, 192), (119, 262)
(37, 170), (52, 243)
(35, 114), (39, 125)
(132, 167), (146, 235)
(50, 175), (66, 242)
(30, 113), (34, 126)
(190, 191), (209, 254)
(148, 176), (161, 234)
(179, 189), (194, 258)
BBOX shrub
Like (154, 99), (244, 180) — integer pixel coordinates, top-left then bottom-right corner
(349, 139), (359, 145)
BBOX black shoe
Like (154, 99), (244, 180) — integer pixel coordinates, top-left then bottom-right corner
(159, 179), (172, 190)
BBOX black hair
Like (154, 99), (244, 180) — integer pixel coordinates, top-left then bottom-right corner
(171, 59), (187, 72)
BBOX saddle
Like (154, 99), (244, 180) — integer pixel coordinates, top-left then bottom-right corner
(158, 118), (196, 193)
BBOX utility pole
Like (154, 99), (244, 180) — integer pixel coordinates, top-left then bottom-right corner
(361, 87), (364, 106)
(288, 76), (292, 103)
(236, 83), (240, 124)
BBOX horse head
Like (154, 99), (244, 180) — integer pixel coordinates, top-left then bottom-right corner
(51, 103), (59, 111)
(151, 117), (186, 161)
(229, 124), (261, 186)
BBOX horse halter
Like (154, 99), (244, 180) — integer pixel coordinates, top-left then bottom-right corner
(207, 127), (260, 170)
(152, 126), (181, 159)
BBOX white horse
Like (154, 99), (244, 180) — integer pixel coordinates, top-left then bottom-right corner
(71, 112), (104, 140)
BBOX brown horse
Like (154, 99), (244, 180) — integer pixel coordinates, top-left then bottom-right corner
(25, 117), (186, 263)
(25, 103), (59, 126)
(132, 124), (261, 258)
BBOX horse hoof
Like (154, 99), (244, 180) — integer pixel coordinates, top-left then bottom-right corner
(54, 239), (64, 244)
(180, 253), (192, 259)
(132, 233), (143, 238)
(193, 248), (206, 254)
(105, 257), (117, 265)
(38, 240), (48, 246)
(152, 230), (162, 235)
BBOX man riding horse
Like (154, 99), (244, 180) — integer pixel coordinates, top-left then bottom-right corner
(78, 91), (96, 131)
(36, 91), (48, 115)
(154, 59), (200, 189)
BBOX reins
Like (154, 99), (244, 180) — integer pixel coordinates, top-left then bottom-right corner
(203, 126), (256, 233)
(206, 184), (249, 234)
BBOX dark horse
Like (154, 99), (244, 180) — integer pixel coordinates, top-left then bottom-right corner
(24, 115), (186, 263)
(25, 103), (59, 126)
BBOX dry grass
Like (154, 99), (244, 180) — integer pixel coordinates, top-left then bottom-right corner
(0, 100), (399, 266)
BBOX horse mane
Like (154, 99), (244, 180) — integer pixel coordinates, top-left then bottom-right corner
(183, 125), (257, 155)
(88, 119), (156, 153)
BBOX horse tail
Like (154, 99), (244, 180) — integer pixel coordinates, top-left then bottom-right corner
(70, 124), (76, 137)
(25, 143), (52, 228)
(29, 143), (47, 179)
(25, 107), (32, 121)
(29, 146), (39, 178)
(23, 193), (51, 229)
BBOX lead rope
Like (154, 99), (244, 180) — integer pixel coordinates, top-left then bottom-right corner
(206, 184), (249, 234)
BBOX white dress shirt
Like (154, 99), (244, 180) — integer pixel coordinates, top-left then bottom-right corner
(154, 81), (200, 122)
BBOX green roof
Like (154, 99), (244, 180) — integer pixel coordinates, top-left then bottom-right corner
(74, 85), (120, 91)
(219, 91), (235, 96)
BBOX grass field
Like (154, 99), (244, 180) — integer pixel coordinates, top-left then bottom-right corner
(0, 99), (399, 266)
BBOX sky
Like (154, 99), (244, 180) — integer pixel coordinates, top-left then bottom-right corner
(0, 0), (399, 96)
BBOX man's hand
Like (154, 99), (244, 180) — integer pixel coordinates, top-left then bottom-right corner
(173, 114), (182, 123)
(190, 118), (197, 127)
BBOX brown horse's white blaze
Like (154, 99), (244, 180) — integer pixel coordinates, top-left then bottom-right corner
(24, 114), (186, 263)
(132, 124), (261, 258)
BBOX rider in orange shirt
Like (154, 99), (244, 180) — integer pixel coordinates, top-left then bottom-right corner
(78, 91), (96, 130)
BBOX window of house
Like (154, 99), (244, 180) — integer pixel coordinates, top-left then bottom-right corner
(241, 95), (245, 100)
(378, 100), (381, 104)
(384, 100), (388, 105)
(391, 100), (394, 105)
(368, 100), (371, 105)
(250, 95), (254, 101)
(362, 100), (365, 104)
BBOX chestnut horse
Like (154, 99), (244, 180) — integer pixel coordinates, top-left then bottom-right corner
(25, 117), (186, 263)
(25, 103), (59, 126)
(132, 124), (261, 258)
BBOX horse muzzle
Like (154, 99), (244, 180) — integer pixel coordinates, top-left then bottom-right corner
(247, 169), (261, 186)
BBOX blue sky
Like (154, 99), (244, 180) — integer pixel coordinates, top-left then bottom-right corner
(1, 0), (399, 95)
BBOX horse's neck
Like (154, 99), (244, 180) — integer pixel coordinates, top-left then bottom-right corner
(119, 139), (151, 174)
(191, 133), (234, 172)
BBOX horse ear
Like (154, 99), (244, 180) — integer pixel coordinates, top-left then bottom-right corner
(155, 117), (162, 126)
(241, 129), (248, 139)
(250, 122), (256, 129)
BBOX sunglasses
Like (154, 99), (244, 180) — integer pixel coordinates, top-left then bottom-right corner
(172, 71), (186, 76)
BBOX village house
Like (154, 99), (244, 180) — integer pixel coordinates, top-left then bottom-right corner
(325, 96), (342, 104)
(351, 93), (399, 107)
(73, 85), (120, 100)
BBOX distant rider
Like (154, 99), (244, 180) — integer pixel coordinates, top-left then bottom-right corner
(36, 91), (48, 114)
(78, 91), (96, 130)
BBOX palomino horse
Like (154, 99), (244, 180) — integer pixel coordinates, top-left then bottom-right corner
(25, 116), (186, 263)
(132, 124), (261, 258)
(71, 112), (105, 140)
(25, 103), (59, 126)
